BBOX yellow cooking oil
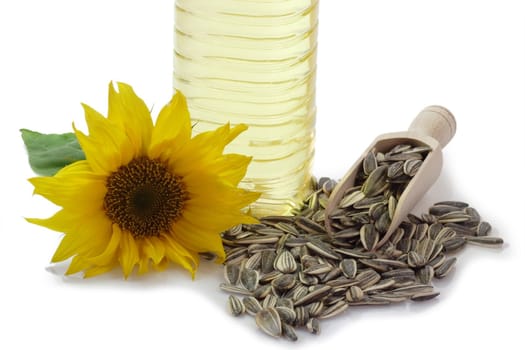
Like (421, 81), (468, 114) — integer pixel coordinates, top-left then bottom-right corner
(173, 0), (318, 217)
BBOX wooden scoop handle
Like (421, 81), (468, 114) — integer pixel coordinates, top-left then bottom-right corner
(409, 105), (456, 148)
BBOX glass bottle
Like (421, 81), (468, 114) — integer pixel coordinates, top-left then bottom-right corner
(174, 0), (318, 217)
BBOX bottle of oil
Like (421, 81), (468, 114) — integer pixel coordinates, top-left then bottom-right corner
(173, 0), (318, 217)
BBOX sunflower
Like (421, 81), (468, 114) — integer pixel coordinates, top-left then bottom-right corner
(27, 82), (259, 278)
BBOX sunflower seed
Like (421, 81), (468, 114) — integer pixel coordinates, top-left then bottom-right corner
(220, 283), (253, 296)
(392, 284), (435, 297)
(244, 252), (262, 270)
(306, 301), (324, 317)
(410, 290), (440, 301)
(255, 307), (282, 338)
(339, 190), (366, 208)
(388, 195), (397, 220)
(438, 211), (472, 223)
(333, 248), (375, 259)
(434, 227), (456, 244)
(360, 224), (379, 251)
(354, 195), (385, 209)
(320, 266), (343, 283)
(298, 271), (319, 286)
(381, 268), (416, 283)
(403, 159), (423, 177)
(368, 294), (408, 303)
(370, 203), (388, 221)
(363, 278), (396, 292)
(476, 221), (492, 236)
(322, 179), (337, 195)
(243, 296), (262, 315)
(319, 301), (348, 319)
(296, 216), (326, 235)
(275, 297), (294, 309)
(303, 263), (333, 275)
(274, 250), (297, 273)
(414, 223), (429, 240)
(434, 201), (469, 208)
(282, 323), (298, 341)
(240, 267), (259, 292)
(355, 269), (381, 289)
(464, 236), (504, 247)
(435, 257), (457, 278)
(260, 250), (276, 273)
(340, 259), (358, 278)
(464, 207), (481, 223)
(253, 284), (273, 299)
(294, 285), (332, 306)
(387, 161), (405, 178)
(286, 284), (309, 302)
(275, 306), (296, 324)
(389, 143), (413, 154)
(227, 295), (245, 316)
(402, 145), (432, 154)
(259, 270), (281, 283)
(362, 165), (389, 197)
(224, 264), (241, 285)
(417, 265), (435, 285)
(429, 204), (460, 216)
(346, 285), (364, 302)
(225, 246), (248, 262)
(384, 152), (423, 162)
(363, 151), (378, 175)
(272, 274), (296, 291)
(262, 295), (278, 309)
(375, 211), (392, 234)
(260, 216), (295, 225)
(306, 240), (341, 260)
(427, 253), (446, 269)
(236, 236), (280, 245)
(306, 318), (321, 334)
(442, 236), (466, 252)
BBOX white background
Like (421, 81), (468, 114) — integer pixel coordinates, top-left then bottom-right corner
(1, 1), (524, 349)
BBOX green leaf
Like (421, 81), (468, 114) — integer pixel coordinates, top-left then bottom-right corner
(21, 129), (86, 176)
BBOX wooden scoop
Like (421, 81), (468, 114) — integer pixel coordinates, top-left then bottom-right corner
(324, 105), (456, 249)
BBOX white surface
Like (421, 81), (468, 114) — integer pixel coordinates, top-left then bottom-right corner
(1, 1), (524, 349)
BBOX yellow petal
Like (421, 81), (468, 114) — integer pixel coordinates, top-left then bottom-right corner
(66, 255), (90, 275)
(225, 123), (248, 144)
(161, 234), (198, 277)
(171, 219), (226, 263)
(50, 212), (112, 262)
(169, 123), (248, 176)
(118, 228), (139, 278)
(84, 226), (121, 266)
(148, 91), (191, 160)
(183, 170), (261, 214)
(208, 154), (252, 186)
(73, 130), (117, 175)
(29, 162), (107, 213)
(108, 82), (153, 156)
(84, 264), (116, 278)
(152, 257), (169, 272)
(141, 236), (166, 265)
(29, 161), (106, 211)
(27, 209), (83, 233)
(51, 233), (90, 263)
(138, 256), (150, 275)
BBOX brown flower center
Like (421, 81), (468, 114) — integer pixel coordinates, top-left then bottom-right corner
(103, 157), (188, 238)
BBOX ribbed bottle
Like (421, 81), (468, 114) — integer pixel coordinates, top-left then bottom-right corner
(174, 0), (318, 217)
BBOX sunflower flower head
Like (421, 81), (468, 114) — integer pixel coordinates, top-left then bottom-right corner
(27, 82), (260, 278)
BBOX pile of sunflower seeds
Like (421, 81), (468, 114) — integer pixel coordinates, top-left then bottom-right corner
(219, 143), (504, 341)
